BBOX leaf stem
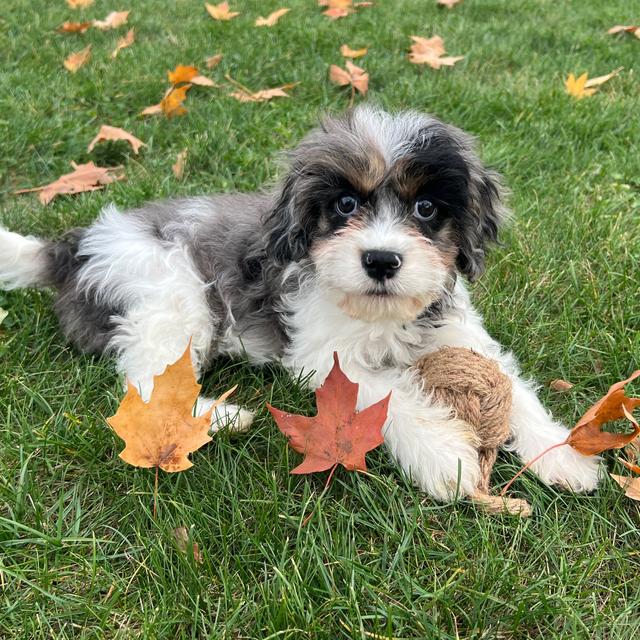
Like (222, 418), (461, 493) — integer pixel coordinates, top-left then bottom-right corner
(153, 465), (159, 518)
(500, 441), (568, 496)
(301, 463), (339, 527)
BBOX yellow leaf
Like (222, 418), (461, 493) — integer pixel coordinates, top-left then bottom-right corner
(340, 44), (368, 58)
(255, 8), (290, 27)
(205, 2), (239, 21)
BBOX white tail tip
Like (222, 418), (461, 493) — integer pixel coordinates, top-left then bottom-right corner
(0, 227), (48, 290)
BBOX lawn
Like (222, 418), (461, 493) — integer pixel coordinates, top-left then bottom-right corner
(1, 0), (639, 638)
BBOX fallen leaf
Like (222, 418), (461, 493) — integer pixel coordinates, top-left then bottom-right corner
(142, 85), (192, 117)
(255, 8), (290, 26)
(67, 0), (94, 8)
(319, 0), (370, 19)
(14, 161), (124, 205)
(205, 2), (239, 21)
(607, 25), (640, 38)
(57, 21), (92, 33)
(438, 0), (462, 7)
(92, 10), (130, 30)
(329, 61), (369, 94)
(620, 458), (640, 475)
(340, 44), (367, 58)
(610, 474), (640, 501)
(408, 35), (464, 69)
(550, 379), (574, 392)
(172, 149), (188, 179)
(267, 352), (390, 474)
(566, 370), (640, 456)
(168, 65), (215, 86)
(206, 53), (223, 68)
(0, 309), (7, 326)
(228, 81), (297, 102)
(111, 29), (135, 58)
(172, 527), (203, 563)
(565, 68), (622, 98)
(87, 125), (145, 154)
(107, 345), (236, 472)
(64, 44), (92, 72)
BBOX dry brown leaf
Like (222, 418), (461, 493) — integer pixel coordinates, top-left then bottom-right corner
(608, 25), (640, 37)
(566, 370), (640, 456)
(408, 35), (464, 69)
(14, 161), (124, 205)
(111, 29), (135, 58)
(438, 0), (462, 7)
(206, 53), (223, 68)
(565, 68), (622, 99)
(610, 474), (640, 501)
(550, 379), (574, 392)
(255, 8), (290, 26)
(319, 0), (371, 19)
(329, 61), (369, 94)
(229, 81), (297, 102)
(172, 527), (203, 563)
(64, 44), (92, 72)
(57, 21), (92, 33)
(205, 2), (239, 21)
(87, 125), (145, 154)
(340, 44), (367, 58)
(107, 345), (236, 472)
(93, 10), (130, 30)
(142, 85), (193, 117)
(172, 149), (188, 179)
(67, 0), (94, 8)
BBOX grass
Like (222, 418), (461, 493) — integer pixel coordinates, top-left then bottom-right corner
(1, 0), (639, 637)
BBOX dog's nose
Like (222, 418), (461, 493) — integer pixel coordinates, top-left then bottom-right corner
(361, 250), (403, 281)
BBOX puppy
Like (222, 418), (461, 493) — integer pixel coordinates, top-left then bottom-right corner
(0, 106), (600, 500)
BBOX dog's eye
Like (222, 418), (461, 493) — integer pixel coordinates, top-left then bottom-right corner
(335, 194), (359, 217)
(414, 198), (438, 222)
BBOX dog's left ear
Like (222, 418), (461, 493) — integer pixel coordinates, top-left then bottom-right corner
(456, 165), (509, 281)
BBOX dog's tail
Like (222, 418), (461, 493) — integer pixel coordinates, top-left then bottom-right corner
(0, 226), (52, 290)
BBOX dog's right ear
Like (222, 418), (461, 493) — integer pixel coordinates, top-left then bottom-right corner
(265, 171), (311, 265)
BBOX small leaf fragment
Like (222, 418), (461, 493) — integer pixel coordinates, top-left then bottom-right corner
(340, 44), (368, 58)
(87, 125), (145, 154)
(0, 308), (7, 326)
(111, 29), (135, 58)
(57, 21), (92, 33)
(67, 0), (94, 8)
(64, 44), (92, 72)
(172, 527), (203, 563)
(206, 53), (223, 68)
(142, 85), (192, 118)
(229, 82), (297, 102)
(607, 25), (640, 38)
(550, 379), (574, 392)
(205, 2), (239, 20)
(255, 8), (290, 27)
(92, 10), (130, 30)
(172, 149), (188, 179)
(438, 0), (462, 7)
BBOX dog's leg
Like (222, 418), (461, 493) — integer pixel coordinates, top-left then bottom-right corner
(430, 284), (601, 493)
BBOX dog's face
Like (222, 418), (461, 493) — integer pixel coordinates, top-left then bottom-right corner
(267, 107), (508, 322)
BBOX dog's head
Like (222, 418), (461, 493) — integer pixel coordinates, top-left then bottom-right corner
(265, 106), (508, 322)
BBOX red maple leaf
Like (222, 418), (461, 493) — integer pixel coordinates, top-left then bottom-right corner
(267, 353), (390, 474)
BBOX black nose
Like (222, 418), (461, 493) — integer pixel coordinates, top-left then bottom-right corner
(361, 250), (403, 281)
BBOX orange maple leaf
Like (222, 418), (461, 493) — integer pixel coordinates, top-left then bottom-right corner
(63, 44), (92, 72)
(107, 346), (236, 473)
(329, 61), (369, 101)
(92, 10), (130, 30)
(141, 85), (193, 118)
(168, 65), (216, 87)
(205, 1), (239, 21)
(255, 8), (290, 27)
(87, 125), (145, 154)
(13, 161), (124, 205)
(267, 353), (390, 475)
(408, 35), (464, 69)
(111, 29), (135, 58)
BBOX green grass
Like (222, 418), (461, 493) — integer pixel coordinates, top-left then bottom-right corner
(1, 0), (639, 637)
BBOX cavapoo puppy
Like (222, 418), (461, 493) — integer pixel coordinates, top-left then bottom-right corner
(0, 106), (601, 500)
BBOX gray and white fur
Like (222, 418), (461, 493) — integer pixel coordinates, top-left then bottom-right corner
(0, 106), (601, 500)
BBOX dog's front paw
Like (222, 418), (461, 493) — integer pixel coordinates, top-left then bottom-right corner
(530, 444), (601, 493)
